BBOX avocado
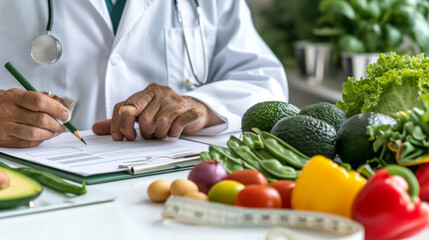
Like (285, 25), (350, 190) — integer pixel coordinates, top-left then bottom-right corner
(298, 102), (348, 130)
(0, 166), (43, 209)
(241, 101), (300, 132)
(271, 115), (337, 159)
(336, 112), (397, 169)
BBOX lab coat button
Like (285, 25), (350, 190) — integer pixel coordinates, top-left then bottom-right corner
(111, 55), (121, 65)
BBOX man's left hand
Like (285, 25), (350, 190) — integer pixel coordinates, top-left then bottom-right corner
(92, 83), (223, 140)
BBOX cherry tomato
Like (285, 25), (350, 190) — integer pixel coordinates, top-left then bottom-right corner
(208, 180), (245, 205)
(235, 185), (281, 208)
(269, 180), (295, 208)
(225, 169), (268, 185)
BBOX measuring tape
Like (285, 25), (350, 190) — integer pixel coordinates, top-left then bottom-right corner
(162, 197), (364, 240)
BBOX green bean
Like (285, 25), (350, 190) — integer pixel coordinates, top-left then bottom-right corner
(227, 136), (260, 168)
(255, 129), (309, 169)
(200, 151), (212, 161)
(0, 161), (86, 195)
(242, 132), (278, 160)
(14, 168), (86, 195)
(208, 145), (244, 174)
(261, 130), (309, 158)
(242, 131), (258, 146)
(260, 159), (298, 179)
(212, 146), (258, 171)
(0, 161), (11, 169)
(227, 136), (276, 179)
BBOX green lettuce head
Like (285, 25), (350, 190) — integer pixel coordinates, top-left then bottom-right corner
(337, 52), (429, 117)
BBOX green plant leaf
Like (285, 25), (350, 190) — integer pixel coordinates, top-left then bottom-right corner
(320, 0), (356, 19)
(338, 35), (365, 52)
(378, 0), (396, 10)
(363, 23), (382, 52)
(350, 0), (368, 12)
(363, 1), (382, 18)
(392, 4), (417, 26)
(383, 24), (402, 49)
(397, 0), (418, 7)
(313, 27), (345, 36)
(407, 13), (429, 55)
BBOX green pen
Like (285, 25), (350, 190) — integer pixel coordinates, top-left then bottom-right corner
(4, 62), (86, 145)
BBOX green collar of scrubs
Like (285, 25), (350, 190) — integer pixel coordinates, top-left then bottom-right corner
(105, 0), (127, 35)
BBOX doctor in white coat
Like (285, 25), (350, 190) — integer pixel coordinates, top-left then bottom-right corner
(0, 0), (288, 148)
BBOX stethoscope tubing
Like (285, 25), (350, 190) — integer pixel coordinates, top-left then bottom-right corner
(173, 0), (208, 86)
(46, 0), (53, 33)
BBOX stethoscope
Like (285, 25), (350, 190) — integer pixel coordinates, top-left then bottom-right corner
(30, 0), (62, 64)
(173, 0), (208, 86)
(31, 0), (208, 86)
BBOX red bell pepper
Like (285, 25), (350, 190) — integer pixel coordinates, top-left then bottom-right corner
(416, 163), (429, 201)
(352, 165), (429, 240)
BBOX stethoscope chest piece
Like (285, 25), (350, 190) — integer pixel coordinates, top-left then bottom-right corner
(31, 33), (62, 64)
(31, 0), (62, 64)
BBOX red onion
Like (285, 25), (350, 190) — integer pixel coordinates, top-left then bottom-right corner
(188, 160), (228, 194)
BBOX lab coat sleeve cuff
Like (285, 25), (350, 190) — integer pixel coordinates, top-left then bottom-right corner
(183, 92), (241, 135)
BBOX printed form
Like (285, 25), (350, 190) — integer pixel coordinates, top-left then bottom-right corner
(0, 130), (209, 176)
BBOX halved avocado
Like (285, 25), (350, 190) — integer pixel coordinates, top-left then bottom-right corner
(0, 166), (43, 209)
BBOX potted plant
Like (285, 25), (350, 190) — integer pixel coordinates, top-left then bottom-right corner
(314, 0), (429, 80)
(259, 0), (332, 82)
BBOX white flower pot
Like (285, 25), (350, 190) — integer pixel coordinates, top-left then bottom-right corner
(340, 52), (382, 81)
(294, 41), (332, 83)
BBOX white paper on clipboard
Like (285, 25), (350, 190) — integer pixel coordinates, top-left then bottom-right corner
(0, 130), (208, 177)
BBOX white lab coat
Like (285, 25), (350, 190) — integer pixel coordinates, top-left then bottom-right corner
(0, 0), (288, 134)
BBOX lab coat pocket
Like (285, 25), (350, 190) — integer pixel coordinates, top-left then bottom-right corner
(164, 27), (216, 93)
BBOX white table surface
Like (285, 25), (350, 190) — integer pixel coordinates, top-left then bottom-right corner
(1, 134), (429, 240)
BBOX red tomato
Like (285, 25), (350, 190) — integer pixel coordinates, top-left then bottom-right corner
(225, 169), (268, 185)
(235, 185), (281, 208)
(269, 180), (295, 208)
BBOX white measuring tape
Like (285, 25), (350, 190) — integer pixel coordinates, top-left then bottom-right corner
(162, 197), (364, 240)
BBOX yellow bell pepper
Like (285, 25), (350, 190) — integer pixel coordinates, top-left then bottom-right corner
(291, 155), (367, 218)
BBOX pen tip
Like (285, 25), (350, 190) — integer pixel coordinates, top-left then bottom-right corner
(81, 138), (87, 145)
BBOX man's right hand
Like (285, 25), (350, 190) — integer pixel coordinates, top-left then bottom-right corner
(0, 89), (70, 148)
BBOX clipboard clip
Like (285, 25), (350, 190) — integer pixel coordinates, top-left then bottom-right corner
(119, 153), (201, 175)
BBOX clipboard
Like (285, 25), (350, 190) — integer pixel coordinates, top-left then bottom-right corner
(0, 133), (210, 185)
(0, 151), (200, 185)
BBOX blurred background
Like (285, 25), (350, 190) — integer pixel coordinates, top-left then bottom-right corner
(246, 0), (429, 107)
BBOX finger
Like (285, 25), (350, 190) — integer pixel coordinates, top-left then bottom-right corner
(137, 100), (163, 139)
(92, 119), (111, 135)
(153, 105), (185, 139)
(110, 102), (125, 141)
(9, 122), (54, 141)
(168, 109), (200, 138)
(119, 84), (159, 117)
(53, 126), (67, 138)
(13, 108), (63, 133)
(58, 125), (67, 133)
(119, 84), (167, 140)
(118, 105), (137, 141)
(118, 93), (155, 141)
(40, 91), (69, 108)
(11, 89), (70, 122)
(153, 116), (173, 139)
(0, 136), (44, 148)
